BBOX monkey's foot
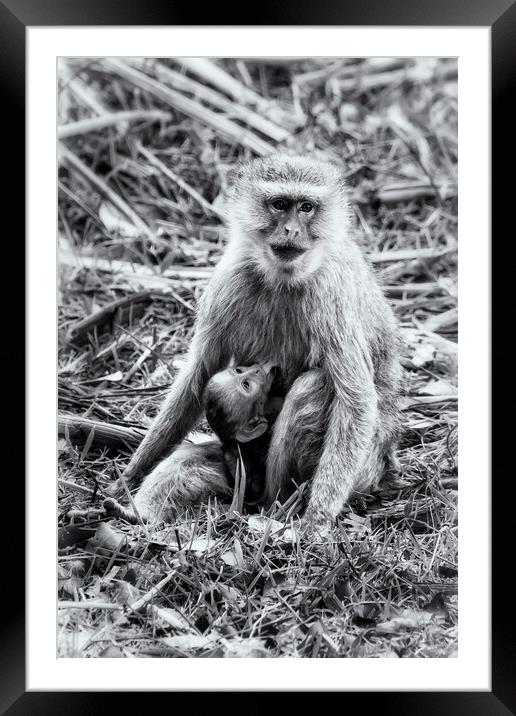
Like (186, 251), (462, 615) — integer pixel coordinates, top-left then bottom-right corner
(103, 497), (138, 525)
(64, 507), (105, 523)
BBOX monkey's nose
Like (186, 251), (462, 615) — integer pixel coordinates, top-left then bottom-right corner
(271, 245), (306, 262)
(285, 225), (300, 239)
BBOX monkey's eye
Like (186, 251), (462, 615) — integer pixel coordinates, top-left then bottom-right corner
(299, 202), (314, 213)
(234, 367), (243, 374)
(241, 380), (251, 391)
(272, 199), (287, 211)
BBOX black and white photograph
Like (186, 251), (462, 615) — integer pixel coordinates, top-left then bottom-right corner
(56, 56), (459, 659)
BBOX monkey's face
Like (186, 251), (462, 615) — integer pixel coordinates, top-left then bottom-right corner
(204, 363), (276, 443)
(245, 193), (339, 283)
(227, 155), (350, 284)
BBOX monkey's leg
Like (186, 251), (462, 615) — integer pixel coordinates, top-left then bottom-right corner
(359, 355), (402, 492)
(265, 368), (330, 505)
(136, 441), (233, 522)
(304, 369), (379, 532)
(110, 338), (220, 497)
(110, 440), (233, 524)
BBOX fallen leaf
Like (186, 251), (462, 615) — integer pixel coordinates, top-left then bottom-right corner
(58, 525), (96, 550)
(248, 515), (284, 535)
(161, 634), (217, 651)
(99, 645), (126, 658)
(437, 277), (458, 298)
(149, 605), (191, 631)
(343, 513), (371, 533)
(221, 550), (239, 566)
(419, 379), (457, 397)
(425, 592), (450, 618)
(58, 626), (96, 657)
(83, 575), (102, 599)
(375, 608), (436, 634)
(406, 417), (437, 430)
(87, 522), (127, 554)
(57, 438), (69, 455)
(411, 341), (436, 368)
(219, 538), (248, 570)
(113, 581), (140, 605)
(187, 536), (219, 553)
(380, 649), (400, 658)
(82, 371), (124, 384)
(277, 527), (298, 543)
(58, 559), (85, 597)
(438, 565), (458, 579)
(233, 537), (245, 567)
(101, 565), (121, 586)
(364, 113), (382, 133)
(339, 102), (359, 125)
(216, 584), (242, 603)
(221, 637), (268, 657)
(263, 577), (303, 598)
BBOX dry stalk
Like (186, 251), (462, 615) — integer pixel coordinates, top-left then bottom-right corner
(59, 144), (154, 241)
(58, 110), (171, 139)
(152, 61), (290, 143)
(136, 142), (225, 220)
(58, 414), (144, 449)
(104, 59), (275, 156)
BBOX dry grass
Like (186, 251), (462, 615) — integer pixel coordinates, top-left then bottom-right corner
(57, 57), (458, 659)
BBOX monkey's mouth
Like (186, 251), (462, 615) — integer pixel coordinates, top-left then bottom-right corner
(270, 245), (306, 262)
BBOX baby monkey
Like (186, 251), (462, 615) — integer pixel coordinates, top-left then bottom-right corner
(204, 359), (283, 503)
(103, 360), (286, 524)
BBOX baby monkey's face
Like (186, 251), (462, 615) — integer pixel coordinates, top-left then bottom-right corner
(220, 361), (276, 401)
(204, 361), (277, 444)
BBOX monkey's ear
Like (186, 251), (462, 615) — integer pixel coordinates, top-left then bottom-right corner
(224, 162), (246, 191)
(235, 417), (268, 443)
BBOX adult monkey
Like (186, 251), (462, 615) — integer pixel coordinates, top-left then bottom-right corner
(112, 155), (401, 533)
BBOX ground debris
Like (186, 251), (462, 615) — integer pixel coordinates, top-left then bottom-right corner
(58, 57), (457, 659)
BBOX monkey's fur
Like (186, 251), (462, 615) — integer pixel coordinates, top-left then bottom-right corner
(203, 361), (281, 503)
(112, 154), (401, 531)
(103, 440), (232, 524)
(104, 362), (284, 523)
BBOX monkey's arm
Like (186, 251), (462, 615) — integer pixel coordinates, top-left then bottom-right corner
(114, 259), (239, 495)
(304, 355), (377, 530)
(265, 369), (326, 504)
(116, 330), (220, 493)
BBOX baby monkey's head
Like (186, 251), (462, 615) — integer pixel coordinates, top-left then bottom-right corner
(203, 360), (277, 444)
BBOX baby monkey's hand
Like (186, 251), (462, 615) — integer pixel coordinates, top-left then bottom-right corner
(103, 497), (139, 525)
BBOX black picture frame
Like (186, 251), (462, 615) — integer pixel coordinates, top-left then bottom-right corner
(2, 0), (510, 711)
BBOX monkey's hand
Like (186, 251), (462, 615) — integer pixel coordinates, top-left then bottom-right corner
(103, 497), (138, 525)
